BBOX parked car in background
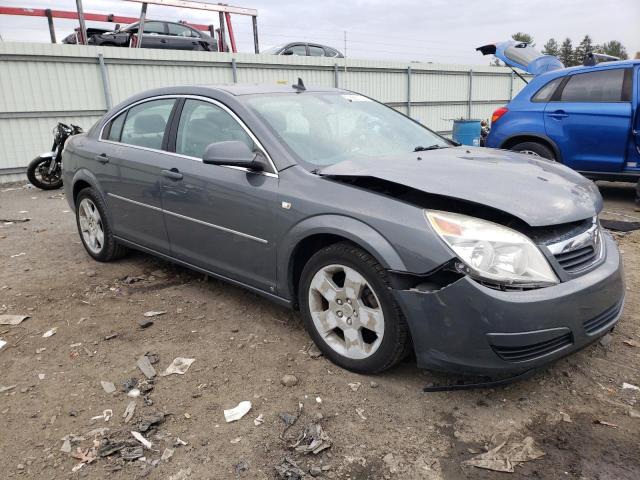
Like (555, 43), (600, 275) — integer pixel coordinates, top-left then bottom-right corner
(62, 27), (114, 44)
(62, 83), (623, 377)
(262, 42), (343, 58)
(87, 21), (217, 51)
(478, 41), (640, 191)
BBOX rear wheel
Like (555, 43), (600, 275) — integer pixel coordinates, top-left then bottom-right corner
(26, 156), (63, 190)
(510, 141), (555, 161)
(298, 242), (410, 374)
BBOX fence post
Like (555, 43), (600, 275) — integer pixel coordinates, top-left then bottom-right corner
(334, 63), (339, 88)
(406, 66), (412, 118)
(509, 71), (514, 99)
(467, 69), (473, 119)
(231, 58), (238, 83)
(97, 53), (112, 110)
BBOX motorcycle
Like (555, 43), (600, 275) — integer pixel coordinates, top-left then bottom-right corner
(27, 122), (82, 190)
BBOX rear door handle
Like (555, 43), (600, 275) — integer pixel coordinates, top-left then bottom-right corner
(95, 154), (110, 164)
(547, 110), (569, 119)
(162, 168), (183, 180)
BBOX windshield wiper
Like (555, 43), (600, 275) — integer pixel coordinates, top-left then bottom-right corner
(414, 144), (447, 152)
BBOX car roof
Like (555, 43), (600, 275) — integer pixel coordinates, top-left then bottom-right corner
(210, 84), (343, 96)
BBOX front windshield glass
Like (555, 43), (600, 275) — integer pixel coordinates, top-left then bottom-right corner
(242, 92), (450, 167)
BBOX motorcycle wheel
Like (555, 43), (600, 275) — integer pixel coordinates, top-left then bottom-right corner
(26, 156), (63, 190)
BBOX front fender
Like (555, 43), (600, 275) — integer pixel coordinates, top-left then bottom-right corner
(277, 214), (409, 300)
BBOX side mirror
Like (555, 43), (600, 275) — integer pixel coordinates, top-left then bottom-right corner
(202, 141), (266, 172)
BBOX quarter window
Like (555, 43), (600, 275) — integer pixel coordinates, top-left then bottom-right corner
(120, 99), (175, 150)
(175, 99), (254, 159)
(103, 111), (126, 141)
(531, 78), (562, 102)
(559, 69), (629, 102)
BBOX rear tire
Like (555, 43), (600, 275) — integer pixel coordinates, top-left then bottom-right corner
(26, 156), (63, 190)
(75, 187), (128, 262)
(510, 141), (555, 161)
(298, 242), (410, 374)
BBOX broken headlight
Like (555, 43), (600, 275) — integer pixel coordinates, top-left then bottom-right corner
(425, 210), (559, 288)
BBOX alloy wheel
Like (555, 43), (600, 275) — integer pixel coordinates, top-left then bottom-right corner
(78, 198), (105, 255)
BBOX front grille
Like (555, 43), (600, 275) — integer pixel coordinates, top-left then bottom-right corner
(554, 245), (598, 272)
(491, 332), (573, 362)
(583, 302), (622, 335)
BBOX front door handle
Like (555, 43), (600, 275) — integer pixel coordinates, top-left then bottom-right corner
(95, 154), (110, 164)
(162, 168), (183, 180)
(547, 110), (569, 119)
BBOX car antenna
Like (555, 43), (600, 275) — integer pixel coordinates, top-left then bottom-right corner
(292, 77), (306, 92)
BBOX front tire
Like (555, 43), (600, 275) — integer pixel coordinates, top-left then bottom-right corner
(26, 156), (63, 190)
(75, 187), (127, 262)
(298, 242), (410, 374)
(510, 141), (555, 161)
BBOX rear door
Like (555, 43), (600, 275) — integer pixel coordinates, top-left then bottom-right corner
(544, 68), (632, 171)
(138, 21), (168, 49)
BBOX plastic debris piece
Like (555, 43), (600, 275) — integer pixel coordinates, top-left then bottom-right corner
(0, 339), (6, 351)
(101, 381), (116, 394)
(136, 355), (157, 379)
(0, 385), (16, 393)
(161, 357), (195, 376)
(0, 315), (29, 325)
(275, 457), (305, 479)
(463, 436), (544, 473)
(234, 460), (249, 475)
(138, 412), (165, 432)
(42, 327), (57, 338)
(292, 423), (332, 455)
(622, 382), (640, 391)
(348, 382), (361, 392)
(594, 419), (619, 428)
(38, 373), (45, 380)
(10, 252), (26, 258)
(144, 310), (167, 317)
(91, 409), (113, 422)
(224, 401), (252, 423)
(161, 447), (175, 462)
(355, 408), (367, 420)
(254, 414), (265, 426)
(97, 439), (126, 457)
(131, 431), (153, 449)
(127, 388), (141, 398)
(121, 446), (144, 461)
(123, 401), (136, 423)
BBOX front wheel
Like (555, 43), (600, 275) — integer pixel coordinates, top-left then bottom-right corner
(26, 156), (63, 190)
(298, 242), (410, 374)
(510, 141), (555, 161)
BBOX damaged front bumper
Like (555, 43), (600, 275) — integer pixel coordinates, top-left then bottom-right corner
(392, 233), (625, 375)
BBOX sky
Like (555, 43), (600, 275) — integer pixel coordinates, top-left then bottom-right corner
(0, 0), (638, 65)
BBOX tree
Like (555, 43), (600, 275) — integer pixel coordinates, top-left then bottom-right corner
(574, 34), (594, 65)
(600, 40), (628, 59)
(512, 32), (534, 46)
(559, 38), (575, 66)
(542, 38), (560, 58)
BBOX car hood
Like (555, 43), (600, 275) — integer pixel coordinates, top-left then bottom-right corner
(476, 41), (563, 75)
(318, 147), (602, 227)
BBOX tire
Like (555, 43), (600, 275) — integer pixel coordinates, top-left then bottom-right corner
(75, 187), (128, 262)
(510, 141), (556, 161)
(26, 156), (63, 190)
(298, 242), (410, 374)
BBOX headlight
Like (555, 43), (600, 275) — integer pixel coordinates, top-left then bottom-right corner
(425, 210), (558, 288)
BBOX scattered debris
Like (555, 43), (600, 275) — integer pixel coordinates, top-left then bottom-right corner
(162, 447), (175, 462)
(254, 414), (265, 426)
(348, 382), (361, 392)
(121, 446), (144, 461)
(309, 466), (323, 477)
(42, 327), (57, 338)
(623, 340), (639, 348)
(38, 373), (45, 380)
(136, 355), (157, 379)
(560, 412), (572, 423)
(101, 381), (116, 394)
(0, 339), (6, 351)
(123, 401), (136, 423)
(275, 457), (305, 479)
(370, 381), (379, 388)
(600, 219), (640, 232)
(463, 436), (545, 473)
(131, 431), (153, 449)
(224, 401), (252, 423)
(91, 409), (113, 422)
(307, 343), (323, 358)
(10, 252), (26, 258)
(36, 347), (46, 354)
(138, 319), (154, 329)
(292, 423), (332, 455)
(138, 411), (166, 432)
(60, 434), (85, 453)
(355, 408), (367, 420)
(104, 333), (118, 341)
(0, 314), (29, 325)
(97, 439), (126, 457)
(0, 218), (30, 223)
(623, 382), (640, 392)
(594, 419), (619, 428)
(230, 437), (242, 444)
(71, 446), (97, 465)
(174, 438), (188, 447)
(144, 310), (167, 317)
(127, 388), (141, 398)
(0, 384), (16, 393)
(599, 333), (613, 348)
(168, 468), (192, 480)
(162, 357), (196, 376)
(629, 409), (640, 419)
(281, 374), (299, 387)
(234, 460), (250, 475)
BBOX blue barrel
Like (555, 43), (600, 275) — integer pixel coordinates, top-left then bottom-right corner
(452, 119), (481, 146)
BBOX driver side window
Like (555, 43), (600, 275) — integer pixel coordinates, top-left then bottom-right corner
(175, 99), (254, 159)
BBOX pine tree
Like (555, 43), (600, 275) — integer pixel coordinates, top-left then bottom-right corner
(574, 35), (594, 65)
(542, 38), (560, 58)
(559, 38), (575, 66)
(600, 40), (628, 59)
(512, 32), (534, 46)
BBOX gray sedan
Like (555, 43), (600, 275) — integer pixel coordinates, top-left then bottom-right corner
(63, 83), (624, 376)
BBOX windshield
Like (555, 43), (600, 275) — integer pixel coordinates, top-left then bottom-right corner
(242, 92), (450, 167)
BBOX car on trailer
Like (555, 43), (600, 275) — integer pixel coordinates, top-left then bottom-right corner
(262, 42), (343, 58)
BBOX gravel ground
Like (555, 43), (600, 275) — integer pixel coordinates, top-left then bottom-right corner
(0, 181), (639, 480)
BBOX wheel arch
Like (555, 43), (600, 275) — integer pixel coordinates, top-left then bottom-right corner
(70, 169), (107, 211)
(501, 133), (562, 161)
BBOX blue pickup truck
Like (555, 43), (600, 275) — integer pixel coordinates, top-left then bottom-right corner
(478, 41), (639, 198)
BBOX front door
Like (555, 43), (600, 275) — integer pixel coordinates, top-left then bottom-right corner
(544, 68), (632, 172)
(100, 97), (177, 253)
(161, 98), (279, 291)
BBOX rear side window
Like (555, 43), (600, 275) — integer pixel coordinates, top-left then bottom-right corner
(531, 78), (563, 102)
(308, 45), (325, 56)
(120, 99), (175, 150)
(559, 69), (629, 102)
(167, 23), (197, 37)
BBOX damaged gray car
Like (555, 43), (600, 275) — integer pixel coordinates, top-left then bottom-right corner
(63, 82), (625, 376)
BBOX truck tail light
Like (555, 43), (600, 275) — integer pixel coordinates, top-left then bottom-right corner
(491, 107), (508, 124)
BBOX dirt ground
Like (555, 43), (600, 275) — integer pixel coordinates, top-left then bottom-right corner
(0, 181), (639, 480)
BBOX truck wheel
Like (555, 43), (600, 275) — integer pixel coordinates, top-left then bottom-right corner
(510, 142), (556, 161)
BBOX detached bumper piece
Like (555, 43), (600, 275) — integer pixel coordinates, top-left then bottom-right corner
(423, 368), (537, 392)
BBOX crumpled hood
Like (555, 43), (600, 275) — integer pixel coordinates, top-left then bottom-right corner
(319, 147), (602, 227)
